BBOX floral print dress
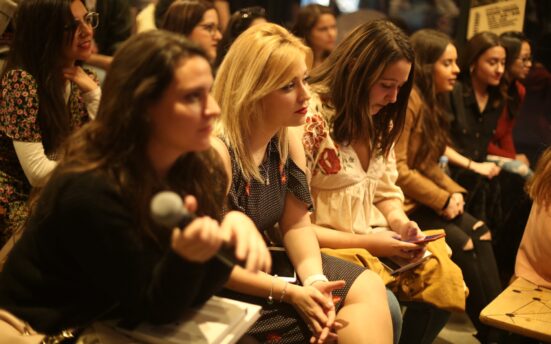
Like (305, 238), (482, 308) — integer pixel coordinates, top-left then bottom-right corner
(0, 69), (96, 246)
(300, 92), (468, 313)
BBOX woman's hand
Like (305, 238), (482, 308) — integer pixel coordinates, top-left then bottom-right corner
(397, 221), (423, 241)
(515, 153), (530, 166)
(220, 211), (271, 273)
(441, 193), (465, 220)
(170, 195), (223, 262)
(63, 66), (98, 93)
(288, 281), (345, 343)
(395, 221), (426, 260)
(171, 216), (224, 263)
(451, 193), (465, 214)
(366, 231), (423, 259)
(471, 161), (500, 179)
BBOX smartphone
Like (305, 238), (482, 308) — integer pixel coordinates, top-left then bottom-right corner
(269, 247), (297, 283)
(405, 233), (446, 244)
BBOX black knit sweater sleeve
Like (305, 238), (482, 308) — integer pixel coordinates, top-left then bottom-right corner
(0, 171), (231, 334)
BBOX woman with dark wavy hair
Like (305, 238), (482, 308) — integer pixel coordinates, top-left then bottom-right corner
(395, 29), (504, 344)
(295, 20), (468, 344)
(446, 31), (506, 177)
(446, 31), (532, 283)
(0, 30), (270, 340)
(0, 0), (100, 248)
(485, 31), (534, 178)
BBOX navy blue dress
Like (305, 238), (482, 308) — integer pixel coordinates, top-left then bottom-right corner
(221, 137), (366, 344)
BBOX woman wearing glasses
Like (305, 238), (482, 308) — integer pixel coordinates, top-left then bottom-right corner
(0, 0), (100, 248)
(161, 0), (222, 62)
(485, 31), (534, 178)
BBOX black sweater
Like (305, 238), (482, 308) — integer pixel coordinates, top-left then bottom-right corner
(0, 171), (231, 334)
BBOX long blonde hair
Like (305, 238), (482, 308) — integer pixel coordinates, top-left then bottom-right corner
(527, 148), (551, 208)
(213, 23), (312, 182)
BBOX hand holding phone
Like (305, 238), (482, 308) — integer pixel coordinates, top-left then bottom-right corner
(404, 233), (446, 244)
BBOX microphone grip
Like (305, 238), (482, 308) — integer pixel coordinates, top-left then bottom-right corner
(177, 212), (243, 268)
(216, 245), (241, 268)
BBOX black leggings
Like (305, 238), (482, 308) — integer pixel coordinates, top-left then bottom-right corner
(450, 167), (531, 281)
(410, 206), (504, 343)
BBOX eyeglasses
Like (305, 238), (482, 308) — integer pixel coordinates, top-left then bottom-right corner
(65, 12), (99, 32)
(518, 56), (532, 65)
(198, 23), (220, 35)
(238, 6), (266, 19)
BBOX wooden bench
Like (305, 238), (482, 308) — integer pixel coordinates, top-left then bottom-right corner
(480, 277), (551, 342)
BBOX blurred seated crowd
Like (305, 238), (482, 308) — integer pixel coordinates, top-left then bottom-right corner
(0, 1), (549, 343)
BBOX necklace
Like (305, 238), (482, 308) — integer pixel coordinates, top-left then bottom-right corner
(261, 147), (271, 185)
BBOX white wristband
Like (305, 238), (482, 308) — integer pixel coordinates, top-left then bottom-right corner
(303, 274), (329, 287)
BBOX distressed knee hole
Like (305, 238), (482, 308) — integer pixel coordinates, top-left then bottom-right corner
(472, 221), (485, 230)
(480, 231), (492, 241)
(463, 239), (474, 251)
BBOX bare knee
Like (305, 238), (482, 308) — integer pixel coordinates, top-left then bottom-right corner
(472, 220), (484, 230)
(480, 231), (492, 241)
(345, 270), (386, 305)
(472, 220), (492, 241)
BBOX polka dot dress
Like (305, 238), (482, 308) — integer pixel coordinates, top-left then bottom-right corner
(221, 137), (366, 344)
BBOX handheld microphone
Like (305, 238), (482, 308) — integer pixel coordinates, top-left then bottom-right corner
(150, 191), (240, 268)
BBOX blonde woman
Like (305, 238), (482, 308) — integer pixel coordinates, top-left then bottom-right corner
(213, 23), (393, 344)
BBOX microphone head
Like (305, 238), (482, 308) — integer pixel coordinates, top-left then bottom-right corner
(150, 191), (187, 228)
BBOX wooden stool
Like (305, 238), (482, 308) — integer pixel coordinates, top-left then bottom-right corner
(480, 277), (551, 342)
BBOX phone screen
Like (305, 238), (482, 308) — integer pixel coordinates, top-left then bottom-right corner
(269, 248), (297, 283)
(406, 233), (446, 244)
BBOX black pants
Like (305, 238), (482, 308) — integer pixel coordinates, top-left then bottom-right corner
(410, 206), (504, 343)
(450, 168), (531, 282)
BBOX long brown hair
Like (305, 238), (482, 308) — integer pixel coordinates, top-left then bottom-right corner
(460, 31), (507, 109)
(160, 0), (214, 36)
(310, 19), (414, 160)
(292, 4), (335, 50)
(3, 0), (82, 154)
(36, 30), (227, 243)
(500, 31), (530, 119)
(410, 29), (452, 166)
(527, 148), (551, 208)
